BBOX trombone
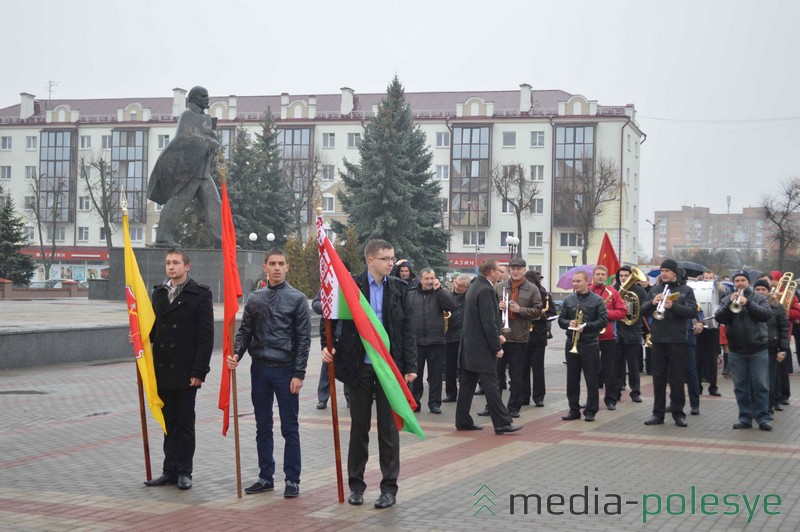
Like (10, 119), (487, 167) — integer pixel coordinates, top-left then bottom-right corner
(775, 272), (797, 312)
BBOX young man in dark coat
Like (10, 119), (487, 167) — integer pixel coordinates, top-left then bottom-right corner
(444, 274), (470, 402)
(145, 249), (214, 490)
(322, 239), (417, 510)
(455, 259), (521, 435)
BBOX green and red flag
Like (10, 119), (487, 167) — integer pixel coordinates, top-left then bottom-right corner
(316, 214), (424, 440)
(218, 179), (241, 436)
(597, 231), (620, 284)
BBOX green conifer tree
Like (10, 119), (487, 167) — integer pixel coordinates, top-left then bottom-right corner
(0, 198), (36, 285)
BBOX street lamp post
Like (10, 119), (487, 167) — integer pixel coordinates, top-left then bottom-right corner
(467, 200), (480, 273)
(506, 235), (520, 261)
(645, 218), (660, 263)
(569, 249), (579, 267)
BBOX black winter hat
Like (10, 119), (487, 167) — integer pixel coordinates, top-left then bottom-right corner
(660, 259), (679, 274)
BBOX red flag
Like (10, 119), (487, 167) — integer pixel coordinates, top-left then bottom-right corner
(596, 231), (620, 282)
(218, 181), (241, 436)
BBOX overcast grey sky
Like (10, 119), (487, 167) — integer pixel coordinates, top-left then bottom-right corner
(4, 0), (798, 255)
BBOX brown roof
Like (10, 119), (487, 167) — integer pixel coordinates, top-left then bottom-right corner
(0, 88), (632, 124)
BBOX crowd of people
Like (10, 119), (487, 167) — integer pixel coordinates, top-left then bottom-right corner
(141, 242), (799, 509)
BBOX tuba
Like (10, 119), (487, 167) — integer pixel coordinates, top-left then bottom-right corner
(619, 266), (648, 326)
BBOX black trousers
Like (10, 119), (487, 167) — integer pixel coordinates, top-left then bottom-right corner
(505, 342), (528, 412)
(615, 340), (642, 398)
(651, 343), (687, 420)
(566, 342), (599, 415)
(317, 362), (351, 404)
(412, 344), (445, 408)
(456, 366), (512, 429)
(768, 347), (778, 409)
(159, 387), (198, 477)
(778, 355), (791, 401)
(599, 340), (619, 406)
(528, 341), (547, 404)
(348, 364), (399, 496)
(445, 341), (460, 399)
(696, 328), (720, 393)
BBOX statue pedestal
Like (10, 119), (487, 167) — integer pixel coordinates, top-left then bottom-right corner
(95, 247), (264, 302)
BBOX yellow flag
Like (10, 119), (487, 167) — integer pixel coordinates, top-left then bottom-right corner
(123, 212), (166, 433)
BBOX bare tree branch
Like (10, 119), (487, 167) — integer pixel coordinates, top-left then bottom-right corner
(26, 171), (68, 280)
(489, 162), (541, 256)
(573, 156), (619, 263)
(762, 176), (800, 271)
(80, 152), (119, 249)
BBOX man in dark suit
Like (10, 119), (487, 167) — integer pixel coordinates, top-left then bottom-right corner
(145, 249), (214, 490)
(322, 239), (417, 510)
(455, 259), (521, 435)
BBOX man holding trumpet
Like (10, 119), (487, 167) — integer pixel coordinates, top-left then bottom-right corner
(640, 259), (697, 427)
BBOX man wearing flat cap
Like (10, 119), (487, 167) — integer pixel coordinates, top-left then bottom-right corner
(640, 259), (697, 427)
(715, 271), (773, 431)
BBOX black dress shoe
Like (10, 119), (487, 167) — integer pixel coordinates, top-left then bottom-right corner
(562, 412), (581, 421)
(143, 474), (176, 487)
(430, 406), (442, 414)
(584, 412), (595, 422)
(709, 390), (721, 397)
(177, 475), (192, 490)
(733, 422), (753, 429)
(534, 401), (544, 407)
(690, 407), (700, 415)
(509, 410), (520, 418)
(494, 424), (522, 434)
(674, 417), (687, 427)
(348, 491), (364, 505)
(644, 416), (664, 425)
(631, 395), (642, 403)
(759, 422), (773, 431)
(606, 403), (616, 411)
(456, 424), (484, 431)
(374, 492), (396, 509)
(442, 396), (457, 403)
(245, 478), (274, 494)
(476, 408), (490, 416)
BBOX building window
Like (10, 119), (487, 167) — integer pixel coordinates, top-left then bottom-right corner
(129, 225), (143, 241)
(322, 133), (335, 148)
(558, 265), (572, 278)
(77, 227), (90, 241)
(111, 130), (148, 223)
(0, 195), (9, 208)
(530, 164), (544, 182)
(463, 231), (485, 246)
(627, 133), (631, 151)
(24, 196), (35, 209)
(502, 165), (520, 179)
(321, 164), (335, 181)
(530, 198), (544, 214)
(528, 231), (543, 247)
(347, 132), (361, 148)
(79, 196), (91, 210)
(451, 126), (490, 228)
(25, 166), (36, 179)
(99, 227), (108, 241)
(24, 225), (35, 241)
(531, 131), (545, 147)
(500, 231), (516, 246)
(40, 130), (76, 223)
(554, 125), (595, 227)
(0, 166), (10, 179)
(26, 136), (37, 150)
(440, 198), (449, 214)
(436, 132), (450, 147)
(130, 112), (137, 122)
(559, 232), (584, 247)
(102, 135), (112, 150)
(528, 264), (542, 273)
(47, 225), (66, 242)
(502, 131), (516, 147)
(436, 165), (449, 180)
(80, 136), (91, 149)
(1, 136), (11, 150)
(158, 135), (170, 149)
(322, 194), (335, 213)
(501, 199), (515, 214)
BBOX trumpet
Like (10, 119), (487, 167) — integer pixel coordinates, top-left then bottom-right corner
(729, 288), (745, 314)
(569, 310), (584, 354)
(501, 287), (512, 333)
(443, 310), (451, 333)
(652, 287), (671, 320)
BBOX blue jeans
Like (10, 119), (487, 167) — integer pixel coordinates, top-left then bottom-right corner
(251, 364), (301, 484)
(728, 349), (770, 425)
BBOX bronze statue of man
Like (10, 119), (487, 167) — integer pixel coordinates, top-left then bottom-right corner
(147, 86), (222, 248)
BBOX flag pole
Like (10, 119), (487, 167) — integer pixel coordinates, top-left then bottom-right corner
(230, 320), (243, 498)
(318, 208), (345, 503)
(122, 188), (152, 481)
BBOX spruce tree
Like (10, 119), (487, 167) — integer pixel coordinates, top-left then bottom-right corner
(339, 76), (449, 272)
(0, 198), (36, 285)
(228, 111), (292, 248)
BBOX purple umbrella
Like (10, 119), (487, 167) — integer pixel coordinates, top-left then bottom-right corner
(556, 264), (597, 290)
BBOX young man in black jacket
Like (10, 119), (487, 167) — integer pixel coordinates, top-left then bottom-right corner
(228, 249), (311, 498)
(443, 274), (470, 402)
(640, 259), (697, 427)
(613, 267), (651, 403)
(716, 272), (774, 431)
(145, 249), (214, 491)
(753, 279), (790, 414)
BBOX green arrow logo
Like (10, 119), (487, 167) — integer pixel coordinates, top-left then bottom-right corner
(473, 484), (497, 516)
